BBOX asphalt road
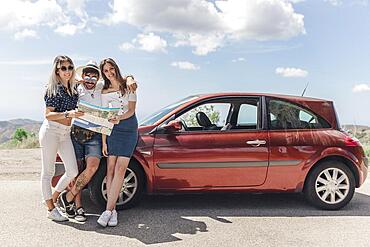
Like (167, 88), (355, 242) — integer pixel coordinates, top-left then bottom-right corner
(1, 178), (370, 247)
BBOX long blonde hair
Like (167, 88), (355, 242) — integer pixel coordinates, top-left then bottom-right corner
(46, 55), (77, 97)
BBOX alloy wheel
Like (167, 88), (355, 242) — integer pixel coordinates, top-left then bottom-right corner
(101, 167), (138, 206)
(315, 167), (350, 205)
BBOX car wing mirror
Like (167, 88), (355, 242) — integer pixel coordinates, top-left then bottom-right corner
(163, 120), (182, 132)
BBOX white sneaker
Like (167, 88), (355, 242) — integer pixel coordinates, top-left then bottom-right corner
(97, 210), (112, 227)
(47, 207), (68, 222)
(108, 210), (118, 227)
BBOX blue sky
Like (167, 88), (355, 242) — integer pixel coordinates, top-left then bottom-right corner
(0, 0), (369, 125)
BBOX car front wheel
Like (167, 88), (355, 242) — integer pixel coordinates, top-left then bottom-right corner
(89, 159), (145, 210)
(304, 161), (355, 210)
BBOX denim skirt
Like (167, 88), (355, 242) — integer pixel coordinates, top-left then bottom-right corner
(107, 114), (138, 157)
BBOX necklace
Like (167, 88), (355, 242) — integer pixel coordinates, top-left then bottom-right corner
(87, 86), (96, 98)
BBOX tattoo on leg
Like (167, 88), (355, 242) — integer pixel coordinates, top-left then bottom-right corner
(75, 173), (88, 192)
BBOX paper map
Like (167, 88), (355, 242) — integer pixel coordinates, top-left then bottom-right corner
(73, 100), (120, 136)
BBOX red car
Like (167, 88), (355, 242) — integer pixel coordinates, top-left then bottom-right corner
(53, 93), (368, 210)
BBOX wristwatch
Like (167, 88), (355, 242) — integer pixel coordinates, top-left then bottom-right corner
(64, 111), (70, 118)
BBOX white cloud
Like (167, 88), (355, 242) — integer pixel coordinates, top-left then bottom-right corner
(353, 84), (370, 93)
(14, 29), (38, 40)
(1, 0), (306, 54)
(232, 57), (246, 62)
(171, 61), (200, 70)
(275, 67), (308, 77)
(107, 0), (223, 33)
(174, 33), (225, 56)
(119, 33), (167, 53)
(106, 0), (305, 55)
(54, 22), (86, 36)
(0, 0), (65, 30)
(0, 0), (89, 37)
(136, 33), (167, 53)
(65, 0), (88, 18)
(216, 0), (305, 41)
(119, 42), (135, 52)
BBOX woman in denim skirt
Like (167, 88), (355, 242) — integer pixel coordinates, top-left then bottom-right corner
(97, 58), (138, 227)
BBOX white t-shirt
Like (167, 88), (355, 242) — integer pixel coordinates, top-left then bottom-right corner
(77, 81), (104, 106)
(101, 91), (137, 115)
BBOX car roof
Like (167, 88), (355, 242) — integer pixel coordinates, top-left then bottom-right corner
(193, 92), (331, 103)
(150, 92), (337, 129)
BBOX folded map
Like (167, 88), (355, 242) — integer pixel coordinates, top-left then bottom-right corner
(73, 100), (121, 136)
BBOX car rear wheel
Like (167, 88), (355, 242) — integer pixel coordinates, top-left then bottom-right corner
(89, 159), (145, 210)
(304, 161), (355, 210)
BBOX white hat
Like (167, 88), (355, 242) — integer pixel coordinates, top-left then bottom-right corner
(75, 60), (102, 81)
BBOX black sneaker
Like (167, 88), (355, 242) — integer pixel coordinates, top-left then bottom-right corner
(58, 191), (76, 218)
(75, 207), (87, 222)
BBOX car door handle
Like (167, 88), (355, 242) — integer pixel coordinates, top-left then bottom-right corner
(246, 139), (266, 146)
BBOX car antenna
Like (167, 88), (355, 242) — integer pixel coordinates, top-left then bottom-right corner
(301, 82), (309, 96)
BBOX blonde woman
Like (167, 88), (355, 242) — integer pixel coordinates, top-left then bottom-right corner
(97, 58), (138, 227)
(39, 55), (84, 221)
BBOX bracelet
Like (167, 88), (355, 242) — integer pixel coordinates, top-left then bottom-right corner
(64, 111), (70, 118)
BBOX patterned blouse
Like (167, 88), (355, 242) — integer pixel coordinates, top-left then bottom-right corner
(44, 84), (78, 112)
(101, 91), (137, 115)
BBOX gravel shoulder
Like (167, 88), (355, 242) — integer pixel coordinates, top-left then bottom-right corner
(0, 148), (41, 180)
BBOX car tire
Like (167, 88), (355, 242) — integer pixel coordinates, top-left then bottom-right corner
(304, 161), (355, 210)
(89, 158), (145, 210)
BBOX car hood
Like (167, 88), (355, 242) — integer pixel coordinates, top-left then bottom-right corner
(138, 125), (156, 135)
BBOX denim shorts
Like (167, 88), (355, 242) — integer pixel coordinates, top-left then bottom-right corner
(71, 132), (102, 160)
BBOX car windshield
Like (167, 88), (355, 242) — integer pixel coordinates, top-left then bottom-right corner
(140, 95), (200, 126)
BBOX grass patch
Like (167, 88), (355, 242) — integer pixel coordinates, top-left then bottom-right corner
(0, 135), (39, 149)
(364, 145), (370, 158)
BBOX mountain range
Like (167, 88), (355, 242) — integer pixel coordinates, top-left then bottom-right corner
(0, 119), (42, 143)
(0, 119), (369, 145)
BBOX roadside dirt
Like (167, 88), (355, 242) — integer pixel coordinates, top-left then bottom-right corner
(0, 148), (41, 180)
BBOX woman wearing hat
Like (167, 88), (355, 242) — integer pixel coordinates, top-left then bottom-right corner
(39, 55), (84, 221)
(97, 58), (139, 227)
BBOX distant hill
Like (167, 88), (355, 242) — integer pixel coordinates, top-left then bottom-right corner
(0, 119), (41, 143)
(342, 124), (370, 146)
(342, 124), (370, 133)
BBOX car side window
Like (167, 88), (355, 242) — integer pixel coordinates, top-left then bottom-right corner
(268, 99), (331, 130)
(236, 103), (258, 130)
(177, 103), (231, 131)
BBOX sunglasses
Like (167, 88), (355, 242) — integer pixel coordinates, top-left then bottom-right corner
(83, 76), (98, 82)
(59, 65), (74, 72)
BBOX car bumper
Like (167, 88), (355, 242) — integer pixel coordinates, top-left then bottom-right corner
(55, 162), (65, 176)
(51, 162), (65, 187)
(359, 157), (368, 186)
